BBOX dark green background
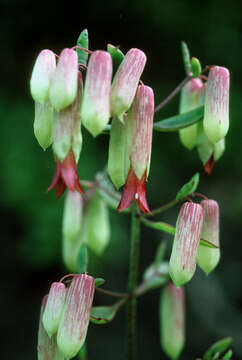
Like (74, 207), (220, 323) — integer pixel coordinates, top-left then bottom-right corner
(0, 0), (242, 359)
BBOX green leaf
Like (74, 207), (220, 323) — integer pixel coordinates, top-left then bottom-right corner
(95, 278), (105, 287)
(181, 41), (192, 75)
(76, 243), (88, 273)
(176, 173), (200, 201)
(154, 241), (167, 265)
(107, 44), (125, 69)
(139, 262), (169, 294)
(222, 350), (233, 360)
(153, 106), (204, 132)
(76, 29), (89, 66)
(200, 238), (218, 249)
(90, 305), (117, 324)
(203, 337), (233, 360)
(141, 218), (175, 235)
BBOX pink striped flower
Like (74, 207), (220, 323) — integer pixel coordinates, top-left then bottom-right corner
(37, 296), (64, 360)
(169, 202), (204, 286)
(49, 48), (78, 111)
(81, 50), (112, 137)
(197, 199), (220, 274)
(203, 66), (230, 144)
(160, 283), (185, 359)
(57, 274), (95, 358)
(42, 282), (66, 337)
(118, 85), (154, 214)
(110, 48), (146, 119)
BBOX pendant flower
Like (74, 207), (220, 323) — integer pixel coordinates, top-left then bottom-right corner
(47, 151), (84, 198)
(117, 85), (154, 214)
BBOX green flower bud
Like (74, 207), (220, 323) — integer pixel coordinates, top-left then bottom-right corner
(49, 48), (78, 111)
(179, 78), (203, 150)
(197, 199), (220, 275)
(81, 51), (112, 137)
(84, 192), (110, 256)
(62, 190), (83, 272)
(191, 57), (202, 78)
(160, 284), (185, 359)
(34, 101), (53, 150)
(108, 116), (126, 189)
(169, 202), (203, 287)
(203, 66), (230, 144)
(30, 49), (56, 103)
(42, 282), (66, 337)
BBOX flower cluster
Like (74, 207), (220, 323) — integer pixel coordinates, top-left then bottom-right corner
(30, 46), (154, 213)
(37, 274), (95, 360)
(169, 199), (220, 287)
(179, 66), (230, 174)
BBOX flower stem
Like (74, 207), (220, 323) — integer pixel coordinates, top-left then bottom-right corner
(127, 203), (140, 360)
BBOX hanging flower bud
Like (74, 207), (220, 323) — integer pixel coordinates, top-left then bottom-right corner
(57, 274), (95, 359)
(37, 296), (64, 360)
(118, 85), (154, 214)
(108, 116), (126, 189)
(197, 199), (220, 275)
(47, 73), (84, 198)
(169, 202), (203, 287)
(34, 101), (54, 150)
(42, 282), (66, 338)
(30, 49), (56, 103)
(110, 48), (146, 120)
(81, 51), (112, 137)
(203, 66), (230, 144)
(179, 78), (203, 150)
(62, 190), (83, 271)
(160, 284), (185, 360)
(84, 192), (110, 255)
(49, 48), (78, 111)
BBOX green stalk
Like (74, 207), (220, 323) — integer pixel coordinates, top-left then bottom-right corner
(127, 203), (140, 360)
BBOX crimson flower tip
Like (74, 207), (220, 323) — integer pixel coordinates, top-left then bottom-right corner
(117, 167), (151, 214)
(47, 151), (84, 198)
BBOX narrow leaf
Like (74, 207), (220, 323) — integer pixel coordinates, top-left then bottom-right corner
(176, 173), (200, 201)
(153, 106), (204, 132)
(107, 44), (125, 69)
(76, 243), (88, 273)
(181, 41), (192, 75)
(200, 238), (218, 249)
(76, 29), (89, 66)
(90, 306), (117, 324)
(95, 278), (105, 287)
(203, 337), (233, 360)
(141, 218), (175, 235)
(222, 350), (233, 360)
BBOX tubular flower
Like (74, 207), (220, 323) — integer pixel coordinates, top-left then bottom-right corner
(47, 150), (84, 198)
(57, 274), (95, 358)
(110, 48), (147, 120)
(169, 202), (204, 286)
(203, 66), (230, 144)
(118, 85), (154, 214)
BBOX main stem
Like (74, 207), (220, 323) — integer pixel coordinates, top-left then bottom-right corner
(127, 203), (140, 360)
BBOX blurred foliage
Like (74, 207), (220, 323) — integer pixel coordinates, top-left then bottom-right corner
(0, 0), (242, 359)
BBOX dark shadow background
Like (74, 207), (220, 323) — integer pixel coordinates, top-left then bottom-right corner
(0, 0), (242, 359)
